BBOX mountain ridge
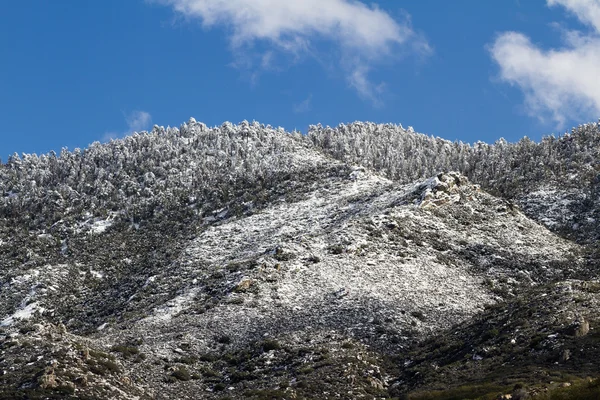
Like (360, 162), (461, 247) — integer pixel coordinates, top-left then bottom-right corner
(2, 119), (598, 242)
(1, 119), (599, 399)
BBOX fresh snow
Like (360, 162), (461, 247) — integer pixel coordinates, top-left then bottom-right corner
(143, 288), (200, 323)
(89, 218), (113, 234)
(1, 286), (45, 328)
(134, 170), (578, 353)
(0, 302), (44, 327)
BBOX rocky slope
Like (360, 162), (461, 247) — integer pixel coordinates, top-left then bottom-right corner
(1, 120), (599, 399)
(308, 121), (600, 244)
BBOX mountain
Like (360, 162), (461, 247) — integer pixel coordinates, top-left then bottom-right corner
(0, 120), (599, 399)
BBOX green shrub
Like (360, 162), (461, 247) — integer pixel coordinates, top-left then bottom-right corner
(89, 349), (115, 361)
(298, 366), (314, 375)
(214, 383), (226, 391)
(175, 355), (197, 365)
(408, 382), (508, 400)
(261, 339), (281, 352)
(535, 378), (600, 400)
(111, 345), (140, 358)
(89, 358), (121, 375)
(172, 367), (191, 381)
(217, 335), (232, 344)
(328, 245), (345, 255)
(243, 389), (287, 399)
(200, 353), (218, 362)
(483, 328), (500, 340)
(411, 310), (426, 321)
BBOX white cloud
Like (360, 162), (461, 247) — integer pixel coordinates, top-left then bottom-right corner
(347, 65), (386, 106)
(102, 111), (152, 142)
(548, 0), (600, 31)
(125, 110), (153, 133)
(102, 131), (120, 142)
(293, 94), (312, 113)
(154, 0), (430, 103)
(490, 0), (600, 126)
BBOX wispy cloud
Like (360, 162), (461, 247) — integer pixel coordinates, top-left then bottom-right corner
(489, 0), (600, 127)
(125, 110), (152, 133)
(347, 65), (386, 107)
(293, 94), (312, 114)
(102, 132), (120, 142)
(153, 0), (430, 104)
(549, 0), (600, 31)
(103, 110), (153, 142)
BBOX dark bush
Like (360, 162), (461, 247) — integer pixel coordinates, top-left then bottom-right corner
(261, 339), (281, 352)
(172, 367), (191, 381)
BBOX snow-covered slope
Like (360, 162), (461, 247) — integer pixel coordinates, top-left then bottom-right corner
(132, 170), (576, 344)
(0, 119), (599, 399)
(85, 172), (581, 398)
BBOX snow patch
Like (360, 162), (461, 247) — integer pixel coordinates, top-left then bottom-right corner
(1, 301), (44, 327)
(89, 269), (104, 279)
(89, 219), (113, 234)
(143, 287), (200, 324)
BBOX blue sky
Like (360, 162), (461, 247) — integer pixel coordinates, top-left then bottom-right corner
(2, 0), (600, 161)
